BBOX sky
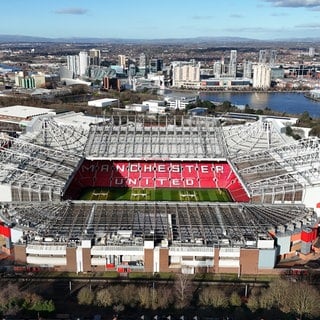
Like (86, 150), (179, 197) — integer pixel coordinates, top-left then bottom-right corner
(2, 0), (320, 40)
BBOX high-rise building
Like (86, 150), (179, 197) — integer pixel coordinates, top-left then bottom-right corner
(67, 55), (80, 77)
(253, 64), (271, 89)
(269, 50), (277, 66)
(118, 55), (127, 69)
(172, 61), (200, 87)
(88, 49), (101, 66)
(213, 61), (222, 78)
(139, 53), (148, 76)
(259, 50), (267, 64)
(149, 59), (163, 73)
(139, 53), (147, 68)
(79, 51), (89, 76)
(309, 47), (315, 57)
(242, 60), (253, 79)
(229, 50), (237, 78)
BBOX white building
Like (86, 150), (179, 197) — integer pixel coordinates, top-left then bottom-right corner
(166, 96), (197, 110)
(142, 100), (166, 113)
(118, 55), (127, 70)
(79, 51), (89, 76)
(88, 98), (119, 108)
(213, 61), (222, 78)
(125, 104), (149, 113)
(67, 55), (80, 77)
(229, 50), (237, 78)
(309, 47), (315, 58)
(243, 60), (253, 79)
(172, 62), (201, 88)
(252, 64), (271, 89)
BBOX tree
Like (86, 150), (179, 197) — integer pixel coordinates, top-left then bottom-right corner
(95, 288), (113, 307)
(152, 286), (173, 310)
(77, 286), (94, 305)
(246, 293), (260, 312)
(198, 287), (228, 309)
(137, 286), (151, 309)
(0, 283), (23, 316)
(288, 282), (320, 320)
(229, 291), (242, 307)
(121, 284), (139, 308)
(259, 278), (290, 312)
(107, 285), (123, 305)
(309, 124), (320, 137)
(174, 273), (193, 309)
(298, 111), (312, 126)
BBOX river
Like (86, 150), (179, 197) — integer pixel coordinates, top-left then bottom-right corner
(199, 91), (320, 118)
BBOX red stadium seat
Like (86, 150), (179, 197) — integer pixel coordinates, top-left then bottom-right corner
(64, 159), (249, 202)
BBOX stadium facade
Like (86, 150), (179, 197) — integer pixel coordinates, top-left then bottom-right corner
(0, 113), (320, 275)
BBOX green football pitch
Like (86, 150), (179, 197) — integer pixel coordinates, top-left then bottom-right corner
(79, 187), (232, 202)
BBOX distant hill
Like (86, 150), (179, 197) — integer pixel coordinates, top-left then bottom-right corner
(0, 34), (319, 44)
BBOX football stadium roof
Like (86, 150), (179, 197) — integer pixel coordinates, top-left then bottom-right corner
(0, 201), (315, 247)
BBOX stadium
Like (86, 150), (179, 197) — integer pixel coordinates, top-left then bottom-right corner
(0, 111), (320, 275)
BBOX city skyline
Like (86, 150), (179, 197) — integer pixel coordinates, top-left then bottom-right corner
(2, 0), (320, 40)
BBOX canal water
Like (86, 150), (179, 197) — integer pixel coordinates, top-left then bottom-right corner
(199, 92), (320, 118)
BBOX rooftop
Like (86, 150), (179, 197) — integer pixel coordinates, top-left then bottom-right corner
(0, 105), (55, 120)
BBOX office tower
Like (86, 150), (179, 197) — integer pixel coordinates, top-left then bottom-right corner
(252, 64), (271, 89)
(229, 50), (237, 78)
(67, 55), (80, 77)
(149, 59), (163, 73)
(309, 47), (315, 57)
(259, 50), (267, 64)
(79, 51), (88, 76)
(139, 53), (147, 69)
(128, 64), (136, 77)
(213, 61), (222, 78)
(270, 50), (277, 66)
(242, 60), (253, 79)
(138, 53), (148, 76)
(118, 55), (127, 69)
(88, 49), (101, 66)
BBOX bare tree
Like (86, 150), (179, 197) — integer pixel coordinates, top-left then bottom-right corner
(95, 288), (113, 307)
(257, 278), (290, 312)
(137, 286), (151, 309)
(174, 273), (193, 309)
(152, 286), (173, 310)
(246, 290), (260, 313)
(198, 287), (228, 309)
(229, 291), (242, 307)
(0, 283), (23, 316)
(121, 284), (139, 308)
(289, 282), (320, 320)
(77, 286), (94, 305)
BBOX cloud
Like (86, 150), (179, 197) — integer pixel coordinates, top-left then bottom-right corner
(192, 15), (214, 20)
(295, 22), (320, 28)
(264, 0), (320, 8)
(223, 26), (272, 33)
(229, 14), (243, 18)
(270, 12), (288, 15)
(54, 8), (88, 15)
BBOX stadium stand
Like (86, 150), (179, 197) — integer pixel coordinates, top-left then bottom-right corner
(0, 114), (319, 274)
(64, 160), (250, 202)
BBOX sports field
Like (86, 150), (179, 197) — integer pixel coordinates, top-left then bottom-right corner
(79, 187), (232, 202)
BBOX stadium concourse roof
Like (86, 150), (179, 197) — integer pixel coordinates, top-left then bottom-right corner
(232, 137), (320, 199)
(83, 115), (293, 160)
(84, 115), (227, 160)
(0, 201), (316, 247)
